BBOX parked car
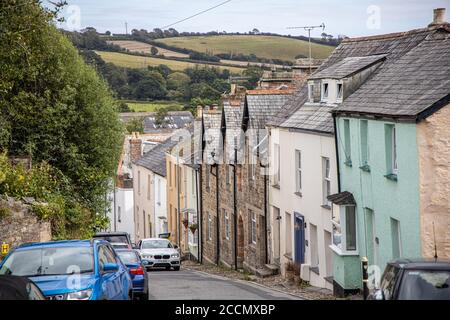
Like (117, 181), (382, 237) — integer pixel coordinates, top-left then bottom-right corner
(0, 275), (46, 300)
(115, 249), (149, 300)
(370, 258), (450, 300)
(137, 238), (180, 271)
(93, 232), (133, 249)
(0, 240), (133, 300)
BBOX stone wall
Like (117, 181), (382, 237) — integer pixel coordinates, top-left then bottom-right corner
(201, 164), (218, 264)
(0, 196), (52, 253)
(417, 103), (450, 259)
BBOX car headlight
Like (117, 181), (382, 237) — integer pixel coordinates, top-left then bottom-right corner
(143, 254), (153, 259)
(171, 253), (179, 258)
(67, 289), (92, 300)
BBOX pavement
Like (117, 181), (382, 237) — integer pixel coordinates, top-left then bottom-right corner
(147, 268), (302, 300)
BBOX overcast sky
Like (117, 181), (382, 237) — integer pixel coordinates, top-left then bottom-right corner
(59, 0), (449, 37)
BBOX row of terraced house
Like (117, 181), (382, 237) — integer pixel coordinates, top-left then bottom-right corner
(111, 9), (450, 297)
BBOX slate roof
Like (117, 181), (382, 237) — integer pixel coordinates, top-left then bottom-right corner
(308, 54), (386, 80)
(328, 191), (356, 205)
(134, 137), (178, 177)
(223, 100), (244, 162)
(143, 111), (194, 133)
(202, 110), (222, 164)
(273, 24), (450, 131)
(245, 92), (293, 129)
(281, 104), (335, 133)
(335, 28), (450, 118)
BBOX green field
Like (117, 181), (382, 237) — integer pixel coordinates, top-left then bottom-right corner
(95, 51), (245, 73)
(123, 101), (183, 112)
(156, 35), (335, 62)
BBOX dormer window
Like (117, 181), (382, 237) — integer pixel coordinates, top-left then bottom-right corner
(337, 82), (343, 100)
(308, 83), (314, 102)
(322, 82), (329, 101)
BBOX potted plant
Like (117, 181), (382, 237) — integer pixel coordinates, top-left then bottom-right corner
(285, 261), (295, 284)
(293, 263), (301, 285)
(189, 223), (198, 234)
(182, 218), (189, 229)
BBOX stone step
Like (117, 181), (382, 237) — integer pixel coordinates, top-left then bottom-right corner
(255, 267), (273, 278)
(264, 264), (280, 275)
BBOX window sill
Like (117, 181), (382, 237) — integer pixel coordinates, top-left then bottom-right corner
(294, 191), (302, 198)
(321, 204), (331, 210)
(359, 164), (371, 172)
(384, 173), (398, 182)
(329, 244), (359, 256)
(272, 184), (280, 190)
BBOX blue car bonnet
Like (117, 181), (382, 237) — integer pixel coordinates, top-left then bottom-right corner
(29, 274), (97, 296)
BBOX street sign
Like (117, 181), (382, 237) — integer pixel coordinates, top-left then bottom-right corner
(1, 242), (9, 255)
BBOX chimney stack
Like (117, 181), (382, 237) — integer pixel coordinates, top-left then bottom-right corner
(430, 8), (446, 26)
(130, 132), (142, 163)
(196, 105), (203, 119)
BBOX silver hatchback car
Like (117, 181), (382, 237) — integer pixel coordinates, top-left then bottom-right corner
(137, 238), (181, 271)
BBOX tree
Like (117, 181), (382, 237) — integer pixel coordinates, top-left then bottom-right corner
(0, 0), (123, 234)
(151, 46), (159, 56)
(167, 72), (191, 90)
(133, 78), (167, 100)
(126, 117), (144, 133)
(155, 108), (169, 126)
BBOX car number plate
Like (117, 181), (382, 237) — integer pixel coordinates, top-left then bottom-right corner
(158, 259), (169, 263)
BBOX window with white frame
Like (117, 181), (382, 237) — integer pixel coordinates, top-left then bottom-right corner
(138, 171), (141, 195)
(224, 209), (230, 240)
(392, 126), (398, 174)
(157, 178), (161, 205)
(336, 82), (343, 100)
(274, 143), (280, 186)
(295, 150), (302, 194)
(147, 175), (151, 200)
(250, 210), (257, 245)
(331, 205), (357, 254)
(208, 213), (212, 241)
(385, 124), (398, 176)
(308, 83), (314, 102)
(322, 157), (331, 206)
(322, 82), (329, 100)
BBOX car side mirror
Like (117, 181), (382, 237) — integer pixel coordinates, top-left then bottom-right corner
(173, 245), (179, 249)
(103, 263), (119, 273)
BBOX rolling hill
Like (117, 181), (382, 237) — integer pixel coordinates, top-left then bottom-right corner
(95, 51), (245, 73)
(107, 40), (189, 58)
(155, 35), (335, 62)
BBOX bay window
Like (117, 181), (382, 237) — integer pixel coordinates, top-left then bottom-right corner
(331, 205), (358, 254)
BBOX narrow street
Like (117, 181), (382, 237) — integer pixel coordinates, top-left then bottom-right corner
(148, 269), (301, 300)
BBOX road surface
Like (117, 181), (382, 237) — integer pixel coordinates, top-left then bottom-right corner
(147, 268), (301, 300)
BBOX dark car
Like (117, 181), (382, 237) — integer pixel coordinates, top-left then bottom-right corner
(0, 275), (46, 300)
(115, 249), (149, 300)
(93, 232), (132, 249)
(370, 259), (450, 300)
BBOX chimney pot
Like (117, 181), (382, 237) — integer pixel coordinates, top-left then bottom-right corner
(430, 8), (446, 26)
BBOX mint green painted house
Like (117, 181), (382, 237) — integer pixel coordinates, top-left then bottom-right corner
(316, 16), (450, 296)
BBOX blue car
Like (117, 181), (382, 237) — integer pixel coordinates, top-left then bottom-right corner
(115, 249), (149, 300)
(0, 240), (133, 300)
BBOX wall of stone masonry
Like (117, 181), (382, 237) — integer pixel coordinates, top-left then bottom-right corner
(0, 197), (52, 253)
(201, 164), (218, 264)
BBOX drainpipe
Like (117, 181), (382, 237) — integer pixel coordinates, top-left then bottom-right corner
(232, 147), (238, 270)
(113, 177), (117, 232)
(215, 165), (220, 266)
(332, 113), (341, 193)
(263, 165), (269, 265)
(194, 165), (201, 263)
(198, 166), (204, 264)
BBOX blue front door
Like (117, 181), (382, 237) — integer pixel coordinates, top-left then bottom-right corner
(294, 213), (305, 264)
